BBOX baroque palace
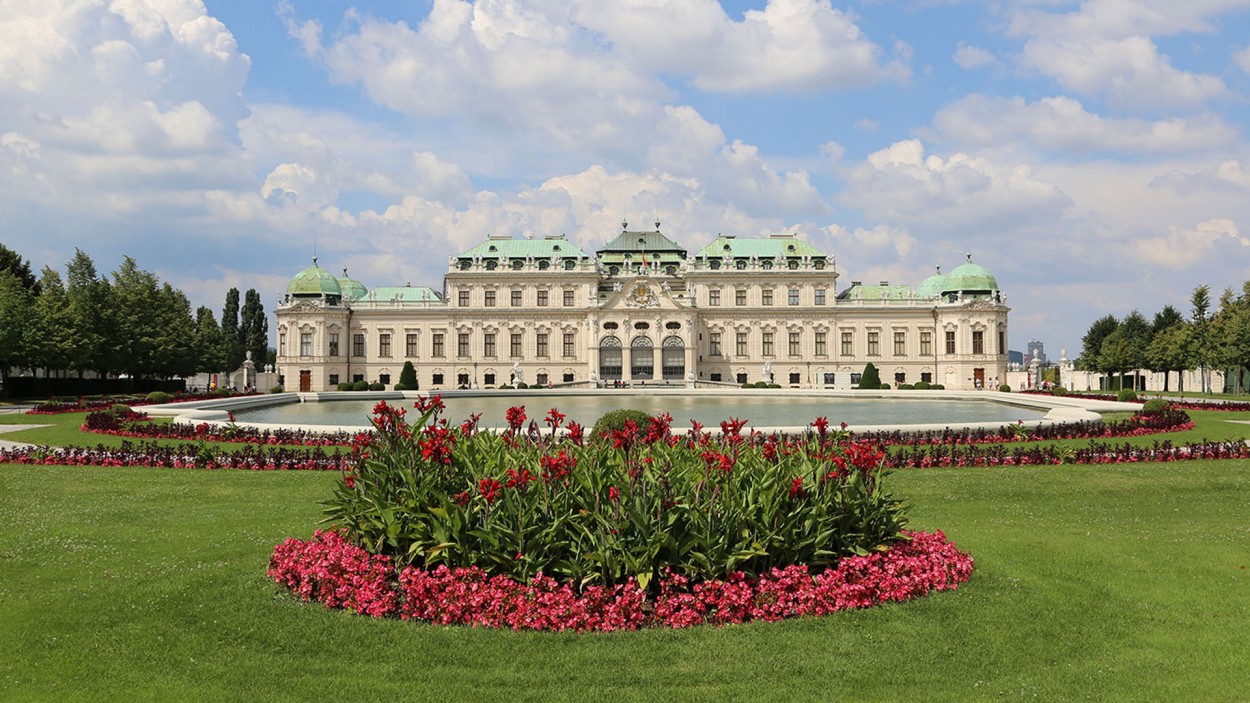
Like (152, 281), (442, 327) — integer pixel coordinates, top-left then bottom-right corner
(276, 223), (1009, 392)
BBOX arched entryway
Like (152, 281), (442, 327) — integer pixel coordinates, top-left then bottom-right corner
(599, 335), (622, 380)
(662, 335), (685, 380)
(630, 336), (654, 380)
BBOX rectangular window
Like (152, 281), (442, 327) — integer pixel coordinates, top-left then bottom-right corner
(710, 333), (722, 356)
(710, 373), (722, 382)
(300, 332), (312, 357)
(379, 373), (391, 385)
(379, 333), (391, 358)
(484, 333), (496, 358)
(511, 332), (522, 358)
(432, 373), (444, 385)
(867, 331), (879, 356)
(841, 331), (853, 356)
(973, 330), (985, 355)
(709, 289), (721, 306)
(945, 330), (956, 355)
(279, 332), (286, 356)
(920, 331), (932, 357)
(815, 331), (826, 356)
(893, 331), (905, 356)
(789, 331), (800, 356)
(921, 372), (932, 383)
(511, 290), (522, 306)
(537, 290), (548, 307)
(484, 373), (496, 385)
(458, 290), (469, 306)
(563, 289), (574, 306)
(536, 333), (549, 357)
(788, 288), (799, 305)
(736, 332), (747, 357)
(563, 332), (575, 357)
(815, 288), (826, 305)
(432, 333), (445, 358)
(328, 333), (339, 357)
(352, 374), (364, 383)
(562, 372), (574, 383)
(736, 372), (748, 384)
(762, 289), (773, 306)
(735, 288), (746, 306)
(457, 332), (469, 357)
(894, 372), (906, 385)
(536, 373), (548, 387)
(457, 373), (469, 387)
(405, 333), (418, 358)
(762, 332), (774, 356)
(352, 333), (365, 357)
(328, 374), (339, 386)
(789, 372), (800, 385)
(484, 290), (496, 307)
(998, 331), (1005, 354)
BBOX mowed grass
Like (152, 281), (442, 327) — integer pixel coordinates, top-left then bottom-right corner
(1, 457), (1247, 702)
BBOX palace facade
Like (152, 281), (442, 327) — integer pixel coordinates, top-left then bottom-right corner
(276, 224), (1009, 392)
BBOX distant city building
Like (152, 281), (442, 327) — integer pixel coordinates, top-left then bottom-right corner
(1027, 339), (1047, 365)
(1008, 350), (1025, 366)
(276, 224), (1010, 392)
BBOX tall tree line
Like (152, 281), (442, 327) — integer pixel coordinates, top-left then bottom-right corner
(0, 244), (271, 387)
(1077, 280), (1250, 393)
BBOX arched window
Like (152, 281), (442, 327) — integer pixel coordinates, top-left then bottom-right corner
(662, 335), (685, 380)
(599, 335), (622, 380)
(630, 336), (654, 380)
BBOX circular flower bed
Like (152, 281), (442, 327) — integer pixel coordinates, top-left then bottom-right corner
(269, 529), (973, 631)
(269, 397), (975, 631)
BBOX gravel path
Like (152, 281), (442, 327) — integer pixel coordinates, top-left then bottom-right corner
(0, 424), (47, 449)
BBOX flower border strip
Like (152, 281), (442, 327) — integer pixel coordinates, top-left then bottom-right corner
(267, 530), (973, 631)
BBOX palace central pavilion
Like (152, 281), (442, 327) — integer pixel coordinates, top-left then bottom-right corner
(276, 223), (1009, 392)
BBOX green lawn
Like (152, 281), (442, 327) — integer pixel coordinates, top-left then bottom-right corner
(2, 456), (1247, 701)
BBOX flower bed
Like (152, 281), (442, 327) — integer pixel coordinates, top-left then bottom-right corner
(1020, 390), (1250, 412)
(0, 440), (347, 471)
(268, 528), (973, 631)
(81, 408), (357, 447)
(26, 391), (260, 415)
(853, 409), (1193, 446)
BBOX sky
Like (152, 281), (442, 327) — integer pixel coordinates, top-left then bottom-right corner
(3, 0), (1250, 357)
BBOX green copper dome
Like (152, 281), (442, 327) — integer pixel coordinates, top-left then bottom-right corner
(915, 265), (947, 298)
(941, 254), (998, 294)
(338, 268), (368, 302)
(286, 258), (342, 298)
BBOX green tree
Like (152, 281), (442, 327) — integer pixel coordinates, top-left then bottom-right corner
(0, 243), (38, 293)
(65, 249), (115, 377)
(1077, 315), (1119, 373)
(397, 360), (417, 390)
(151, 283), (196, 378)
(1099, 330), (1136, 391)
(1145, 323), (1191, 393)
(0, 270), (34, 393)
(111, 257), (161, 379)
(240, 288), (269, 368)
(1117, 310), (1152, 389)
(221, 288), (244, 371)
(30, 267), (75, 377)
(1190, 285), (1212, 392)
(858, 362), (881, 389)
(192, 306), (227, 373)
(1152, 305), (1184, 335)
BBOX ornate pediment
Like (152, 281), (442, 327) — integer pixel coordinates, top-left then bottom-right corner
(962, 299), (998, 311)
(286, 301), (323, 314)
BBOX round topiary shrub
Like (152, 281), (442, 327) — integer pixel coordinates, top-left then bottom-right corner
(998, 384), (1012, 392)
(516, 382), (529, 389)
(898, 383), (914, 390)
(393, 383), (408, 391)
(498, 384), (513, 389)
(591, 408), (653, 437)
(368, 382), (385, 391)
(913, 380), (931, 390)
(1051, 386), (1069, 396)
(338, 383), (353, 391)
(1141, 399), (1169, 415)
(269, 385), (284, 394)
(144, 391), (173, 404)
(352, 381), (370, 392)
(931, 384), (945, 390)
(1116, 388), (1138, 402)
(879, 383), (891, 390)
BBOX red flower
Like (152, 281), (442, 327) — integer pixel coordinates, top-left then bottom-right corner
(506, 406), (527, 433)
(544, 408), (565, 432)
(478, 477), (502, 504)
(608, 486), (620, 503)
(453, 490), (471, 507)
(788, 477), (805, 499)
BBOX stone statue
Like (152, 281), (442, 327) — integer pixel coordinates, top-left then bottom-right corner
(762, 362), (773, 384)
(511, 362), (523, 386)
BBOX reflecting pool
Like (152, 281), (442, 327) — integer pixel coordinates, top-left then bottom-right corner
(233, 393), (1045, 429)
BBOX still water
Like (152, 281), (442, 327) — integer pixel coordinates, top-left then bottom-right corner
(235, 393), (1044, 429)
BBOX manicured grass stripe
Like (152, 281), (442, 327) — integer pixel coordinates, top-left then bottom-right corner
(2, 460), (1247, 701)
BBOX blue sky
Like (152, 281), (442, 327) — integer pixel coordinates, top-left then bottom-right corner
(3, 0), (1250, 357)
